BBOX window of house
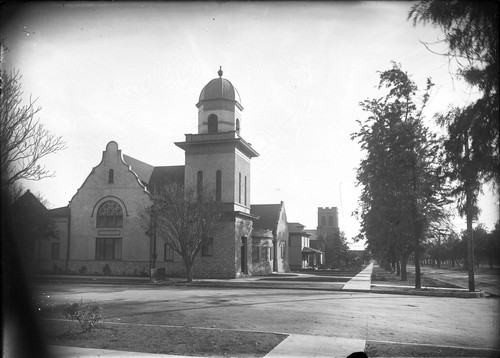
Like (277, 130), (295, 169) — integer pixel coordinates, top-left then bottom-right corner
(202, 238), (214, 257)
(96, 238), (122, 260)
(208, 114), (218, 133)
(164, 243), (174, 261)
(96, 201), (123, 227)
(280, 242), (286, 259)
(51, 242), (60, 260)
(216, 170), (222, 201)
(108, 169), (114, 184)
(252, 246), (260, 262)
(262, 247), (271, 261)
(197, 171), (203, 199)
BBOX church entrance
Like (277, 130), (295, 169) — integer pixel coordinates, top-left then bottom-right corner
(241, 237), (247, 274)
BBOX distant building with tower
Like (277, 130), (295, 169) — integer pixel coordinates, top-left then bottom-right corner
(308, 207), (342, 268)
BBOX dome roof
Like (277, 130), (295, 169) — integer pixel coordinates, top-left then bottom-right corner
(198, 68), (241, 104)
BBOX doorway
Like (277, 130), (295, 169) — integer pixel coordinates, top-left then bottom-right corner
(241, 237), (247, 274)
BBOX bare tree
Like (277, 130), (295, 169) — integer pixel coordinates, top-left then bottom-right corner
(0, 68), (66, 191)
(140, 183), (224, 283)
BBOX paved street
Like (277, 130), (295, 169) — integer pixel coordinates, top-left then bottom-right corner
(35, 283), (499, 350)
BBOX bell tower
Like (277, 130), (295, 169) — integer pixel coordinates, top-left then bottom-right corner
(195, 67), (244, 136)
(175, 68), (259, 278)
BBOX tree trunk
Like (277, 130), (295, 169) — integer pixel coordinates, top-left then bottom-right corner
(415, 241), (421, 289)
(396, 260), (401, 276)
(400, 255), (407, 281)
(184, 257), (194, 283)
(465, 188), (475, 292)
(437, 235), (441, 269)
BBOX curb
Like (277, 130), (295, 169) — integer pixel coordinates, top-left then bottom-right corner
(34, 275), (489, 299)
(370, 286), (486, 298)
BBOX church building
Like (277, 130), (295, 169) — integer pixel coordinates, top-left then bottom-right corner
(26, 68), (290, 278)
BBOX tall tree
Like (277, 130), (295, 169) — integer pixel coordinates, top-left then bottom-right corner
(353, 63), (448, 287)
(0, 66), (66, 192)
(409, 0), (499, 291)
(140, 183), (224, 283)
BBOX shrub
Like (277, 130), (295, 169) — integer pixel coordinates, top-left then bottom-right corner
(62, 300), (102, 332)
(78, 265), (87, 275)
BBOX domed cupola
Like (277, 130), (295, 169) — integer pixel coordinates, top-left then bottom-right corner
(198, 68), (242, 105)
(196, 67), (243, 135)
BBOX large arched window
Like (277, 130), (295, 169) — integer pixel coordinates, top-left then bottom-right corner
(96, 200), (123, 227)
(328, 216), (333, 226)
(208, 114), (218, 133)
(321, 216), (326, 227)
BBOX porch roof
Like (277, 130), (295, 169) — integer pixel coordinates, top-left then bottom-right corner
(302, 247), (324, 254)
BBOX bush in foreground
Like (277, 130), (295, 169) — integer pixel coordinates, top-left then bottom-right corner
(62, 300), (102, 332)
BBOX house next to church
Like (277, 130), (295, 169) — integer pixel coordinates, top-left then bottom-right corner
(21, 68), (291, 278)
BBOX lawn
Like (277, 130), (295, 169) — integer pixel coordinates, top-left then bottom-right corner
(365, 341), (499, 357)
(42, 319), (287, 357)
(371, 266), (461, 288)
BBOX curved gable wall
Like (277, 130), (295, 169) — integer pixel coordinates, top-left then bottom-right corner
(69, 142), (151, 264)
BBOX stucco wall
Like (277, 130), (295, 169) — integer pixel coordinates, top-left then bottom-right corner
(68, 142), (151, 266)
(275, 204), (290, 273)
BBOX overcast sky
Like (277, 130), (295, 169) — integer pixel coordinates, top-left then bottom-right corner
(2, 1), (498, 247)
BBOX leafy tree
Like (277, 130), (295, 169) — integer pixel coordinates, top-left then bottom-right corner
(486, 221), (500, 268)
(337, 232), (362, 271)
(353, 63), (449, 287)
(140, 183), (224, 283)
(409, 0), (499, 291)
(1, 66), (66, 192)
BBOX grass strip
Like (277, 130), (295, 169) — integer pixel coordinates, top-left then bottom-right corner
(365, 340), (500, 357)
(42, 319), (286, 357)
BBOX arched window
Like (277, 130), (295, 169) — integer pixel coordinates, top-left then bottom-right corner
(97, 200), (123, 227)
(216, 170), (222, 202)
(236, 118), (240, 135)
(208, 114), (218, 133)
(197, 171), (203, 199)
(108, 169), (114, 184)
(328, 216), (333, 226)
(321, 216), (326, 227)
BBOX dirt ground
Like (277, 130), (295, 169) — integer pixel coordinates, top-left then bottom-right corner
(43, 320), (286, 357)
(33, 283), (500, 350)
(371, 266), (461, 288)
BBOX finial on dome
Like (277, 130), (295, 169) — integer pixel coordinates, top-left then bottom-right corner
(218, 66), (223, 78)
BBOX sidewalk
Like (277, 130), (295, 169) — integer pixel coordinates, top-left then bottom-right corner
(342, 263), (373, 291)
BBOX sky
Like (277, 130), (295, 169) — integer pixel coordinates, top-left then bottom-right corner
(2, 1), (498, 248)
